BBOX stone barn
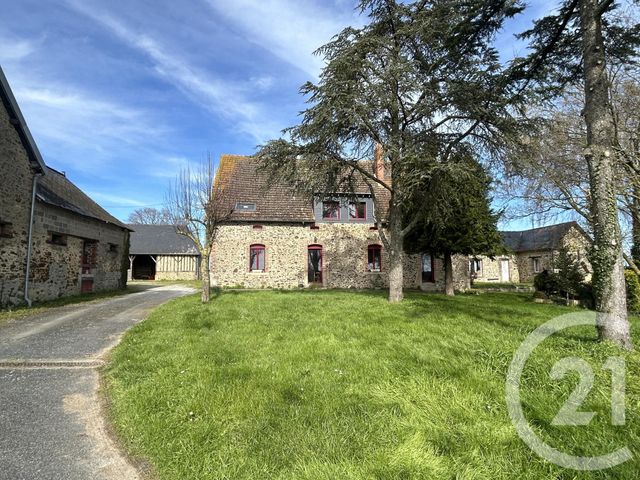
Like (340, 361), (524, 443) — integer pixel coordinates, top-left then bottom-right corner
(0, 66), (130, 307)
(128, 225), (200, 281)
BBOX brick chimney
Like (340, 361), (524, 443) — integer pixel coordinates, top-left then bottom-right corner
(374, 143), (384, 179)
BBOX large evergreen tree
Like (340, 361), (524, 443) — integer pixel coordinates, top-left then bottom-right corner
(404, 155), (504, 295)
(256, 0), (525, 302)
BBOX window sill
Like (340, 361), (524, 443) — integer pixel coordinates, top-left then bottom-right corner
(249, 270), (266, 274)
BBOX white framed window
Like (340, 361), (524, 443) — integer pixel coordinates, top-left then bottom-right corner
(532, 257), (541, 273)
(470, 258), (482, 275)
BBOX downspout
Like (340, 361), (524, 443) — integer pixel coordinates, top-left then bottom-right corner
(24, 173), (42, 307)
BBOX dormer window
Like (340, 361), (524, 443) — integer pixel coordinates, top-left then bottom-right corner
(349, 202), (366, 220)
(236, 202), (256, 212)
(322, 201), (340, 220)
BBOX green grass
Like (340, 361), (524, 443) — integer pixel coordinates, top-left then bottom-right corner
(472, 282), (534, 290)
(0, 284), (150, 325)
(105, 291), (640, 479)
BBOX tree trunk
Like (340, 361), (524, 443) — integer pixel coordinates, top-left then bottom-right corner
(631, 190), (640, 266)
(201, 251), (211, 303)
(387, 210), (404, 303)
(580, 0), (633, 349)
(444, 251), (454, 296)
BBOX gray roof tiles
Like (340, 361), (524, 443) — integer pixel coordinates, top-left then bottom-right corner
(128, 224), (200, 255)
(501, 221), (585, 252)
(37, 168), (129, 230)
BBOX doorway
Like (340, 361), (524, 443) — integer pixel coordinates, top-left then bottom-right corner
(421, 253), (434, 283)
(308, 245), (323, 284)
(500, 259), (510, 282)
(132, 255), (157, 280)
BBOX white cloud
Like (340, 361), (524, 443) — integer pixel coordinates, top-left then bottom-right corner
(84, 191), (150, 207)
(151, 155), (193, 179)
(205, 0), (360, 78)
(12, 83), (167, 151)
(65, 0), (284, 142)
(0, 36), (37, 62)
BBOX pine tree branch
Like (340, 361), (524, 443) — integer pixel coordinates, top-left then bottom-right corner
(597, 0), (616, 16)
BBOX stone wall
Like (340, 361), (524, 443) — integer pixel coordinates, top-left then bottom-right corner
(472, 226), (592, 284)
(212, 223), (470, 291)
(26, 203), (129, 302)
(0, 97), (36, 305)
(514, 250), (555, 283)
(473, 255), (520, 283)
(414, 254), (470, 292)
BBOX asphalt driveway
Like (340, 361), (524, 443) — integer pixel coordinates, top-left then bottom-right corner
(0, 284), (195, 480)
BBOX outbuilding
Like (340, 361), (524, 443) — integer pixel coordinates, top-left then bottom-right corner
(1, 66), (131, 306)
(128, 225), (200, 281)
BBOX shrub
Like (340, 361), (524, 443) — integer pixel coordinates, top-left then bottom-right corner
(625, 270), (640, 313)
(553, 248), (585, 300)
(577, 282), (594, 309)
(534, 270), (558, 296)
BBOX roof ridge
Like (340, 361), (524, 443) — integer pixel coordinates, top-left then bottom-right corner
(500, 221), (577, 235)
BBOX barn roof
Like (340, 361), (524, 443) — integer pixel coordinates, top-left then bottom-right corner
(501, 221), (586, 252)
(37, 167), (129, 230)
(128, 224), (200, 255)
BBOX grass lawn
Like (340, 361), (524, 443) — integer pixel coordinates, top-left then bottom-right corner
(105, 291), (640, 479)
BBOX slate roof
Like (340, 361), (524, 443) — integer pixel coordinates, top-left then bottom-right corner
(501, 221), (586, 252)
(216, 154), (390, 223)
(128, 224), (200, 255)
(36, 167), (129, 230)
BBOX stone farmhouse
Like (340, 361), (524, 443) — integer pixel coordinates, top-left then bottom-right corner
(0, 67), (130, 307)
(128, 224), (200, 281)
(471, 221), (592, 284)
(211, 154), (470, 291)
(211, 155), (592, 292)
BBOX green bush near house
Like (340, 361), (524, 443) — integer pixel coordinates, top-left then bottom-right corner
(625, 270), (640, 313)
(105, 291), (640, 480)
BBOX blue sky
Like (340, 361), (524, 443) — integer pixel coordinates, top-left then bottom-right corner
(0, 0), (555, 227)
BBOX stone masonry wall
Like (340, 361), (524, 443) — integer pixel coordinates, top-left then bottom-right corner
(26, 203), (129, 302)
(473, 255), (520, 283)
(212, 223), (470, 291)
(0, 98), (35, 305)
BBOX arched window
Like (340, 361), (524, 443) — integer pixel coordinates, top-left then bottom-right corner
(367, 244), (382, 272)
(249, 244), (265, 272)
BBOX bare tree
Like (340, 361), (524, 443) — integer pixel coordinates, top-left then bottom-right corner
(166, 155), (233, 303)
(502, 67), (640, 276)
(127, 207), (173, 225)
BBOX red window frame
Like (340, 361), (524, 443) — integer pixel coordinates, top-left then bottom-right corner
(367, 244), (382, 272)
(322, 201), (340, 220)
(349, 201), (366, 220)
(249, 244), (266, 272)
